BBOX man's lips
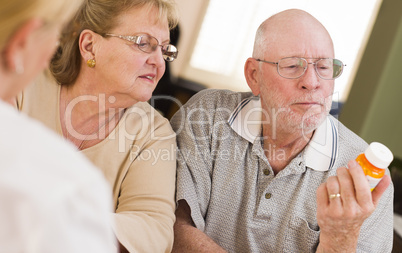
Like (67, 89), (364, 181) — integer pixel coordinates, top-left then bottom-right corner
(291, 102), (324, 112)
(293, 101), (323, 106)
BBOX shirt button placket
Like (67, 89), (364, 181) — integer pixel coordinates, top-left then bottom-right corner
(262, 168), (272, 200)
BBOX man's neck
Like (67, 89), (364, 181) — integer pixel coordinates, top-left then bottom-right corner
(262, 127), (314, 174)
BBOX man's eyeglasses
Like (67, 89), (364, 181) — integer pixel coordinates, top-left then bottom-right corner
(256, 57), (345, 80)
(104, 33), (178, 62)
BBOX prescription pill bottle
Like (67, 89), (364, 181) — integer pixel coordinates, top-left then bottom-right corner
(356, 142), (393, 191)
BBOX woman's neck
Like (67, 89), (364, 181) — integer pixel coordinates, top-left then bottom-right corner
(60, 84), (124, 150)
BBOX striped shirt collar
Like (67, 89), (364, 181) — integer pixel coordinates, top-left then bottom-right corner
(228, 96), (338, 171)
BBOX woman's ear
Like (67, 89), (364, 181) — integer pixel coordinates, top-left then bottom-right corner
(2, 18), (43, 73)
(244, 57), (260, 96)
(79, 29), (97, 61)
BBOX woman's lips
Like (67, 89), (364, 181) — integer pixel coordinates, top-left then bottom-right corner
(139, 74), (156, 83)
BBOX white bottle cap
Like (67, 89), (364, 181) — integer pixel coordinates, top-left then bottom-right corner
(364, 142), (394, 169)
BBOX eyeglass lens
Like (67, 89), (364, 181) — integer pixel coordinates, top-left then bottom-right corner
(137, 35), (178, 62)
(278, 57), (343, 79)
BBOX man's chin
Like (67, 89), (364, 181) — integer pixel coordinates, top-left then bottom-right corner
(300, 113), (327, 133)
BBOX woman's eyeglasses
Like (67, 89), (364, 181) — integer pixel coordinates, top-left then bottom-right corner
(104, 33), (178, 62)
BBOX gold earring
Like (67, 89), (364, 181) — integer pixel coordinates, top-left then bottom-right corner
(87, 59), (96, 68)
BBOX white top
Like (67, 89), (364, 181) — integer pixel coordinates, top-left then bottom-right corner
(0, 101), (117, 253)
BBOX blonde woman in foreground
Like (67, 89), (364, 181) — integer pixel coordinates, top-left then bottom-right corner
(0, 0), (116, 252)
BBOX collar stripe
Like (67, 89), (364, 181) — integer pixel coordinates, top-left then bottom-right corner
(228, 98), (251, 126)
(328, 117), (338, 170)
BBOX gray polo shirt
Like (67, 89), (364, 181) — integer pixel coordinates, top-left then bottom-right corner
(171, 89), (393, 252)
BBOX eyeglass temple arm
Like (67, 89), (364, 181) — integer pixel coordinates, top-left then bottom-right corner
(255, 59), (278, 65)
(105, 34), (142, 44)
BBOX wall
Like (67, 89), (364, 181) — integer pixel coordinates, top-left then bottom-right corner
(171, 0), (209, 77)
(340, 0), (402, 159)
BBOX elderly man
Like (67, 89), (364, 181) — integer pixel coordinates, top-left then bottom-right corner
(171, 9), (393, 252)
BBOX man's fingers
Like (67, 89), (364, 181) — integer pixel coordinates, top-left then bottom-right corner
(336, 166), (357, 206)
(317, 183), (329, 206)
(346, 160), (372, 206)
(372, 174), (391, 206)
(325, 176), (342, 205)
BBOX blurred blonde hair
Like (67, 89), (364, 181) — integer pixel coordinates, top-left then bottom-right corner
(0, 0), (83, 49)
(50, 0), (179, 86)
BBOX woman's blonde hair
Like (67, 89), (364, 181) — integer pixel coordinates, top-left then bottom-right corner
(0, 0), (82, 49)
(50, 0), (179, 86)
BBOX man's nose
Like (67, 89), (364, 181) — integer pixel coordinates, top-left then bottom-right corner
(298, 63), (320, 90)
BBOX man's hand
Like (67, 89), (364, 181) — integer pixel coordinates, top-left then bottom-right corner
(316, 160), (391, 252)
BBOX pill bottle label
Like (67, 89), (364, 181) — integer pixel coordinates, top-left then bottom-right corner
(366, 175), (381, 191)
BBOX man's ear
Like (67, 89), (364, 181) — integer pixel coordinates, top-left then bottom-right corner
(2, 18), (43, 73)
(79, 29), (97, 61)
(244, 57), (260, 96)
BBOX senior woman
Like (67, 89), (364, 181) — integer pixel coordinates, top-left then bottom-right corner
(0, 0), (116, 252)
(18, 0), (179, 252)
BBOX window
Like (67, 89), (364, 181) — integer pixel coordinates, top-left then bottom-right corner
(182, 0), (381, 102)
